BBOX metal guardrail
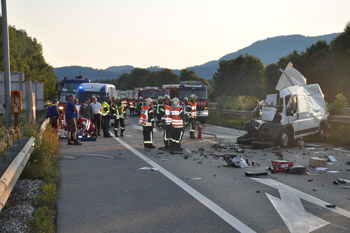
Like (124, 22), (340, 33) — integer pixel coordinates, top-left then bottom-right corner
(0, 118), (49, 211)
(209, 108), (350, 124)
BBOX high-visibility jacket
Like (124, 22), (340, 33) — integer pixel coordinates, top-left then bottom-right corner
(161, 104), (172, 126)
(122, 99), (128, 108)
(187, 101), (197, 118)
(139, 105), (153, 126)
(129, 100), (135, 108)
(102, 101), (110, 116)
(111, 103), (124, 119)
(171, 106), (184, 128)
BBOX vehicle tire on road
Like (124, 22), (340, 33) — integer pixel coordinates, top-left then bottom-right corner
(251, 141), (274, 149)
(278, 130), (292, 147)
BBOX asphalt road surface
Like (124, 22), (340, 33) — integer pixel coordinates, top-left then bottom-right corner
(57, 116), (350, 233)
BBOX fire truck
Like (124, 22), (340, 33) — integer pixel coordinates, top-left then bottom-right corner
(135, 87), (163, 104)
(57, 75), (90, 111)
(162, 81), (209, 124)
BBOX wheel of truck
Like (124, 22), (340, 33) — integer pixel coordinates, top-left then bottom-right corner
(278, 130), (290, 147)
(251, 141), (274, 149)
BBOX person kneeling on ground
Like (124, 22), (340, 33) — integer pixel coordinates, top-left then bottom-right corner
(139, 98), (155, 149)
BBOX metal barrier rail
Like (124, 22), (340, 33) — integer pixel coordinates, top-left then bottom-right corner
(209, 108), (350, 124)
(0, 118), (50, 211)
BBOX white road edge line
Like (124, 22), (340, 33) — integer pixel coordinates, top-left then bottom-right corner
(112, 133), (256, 233)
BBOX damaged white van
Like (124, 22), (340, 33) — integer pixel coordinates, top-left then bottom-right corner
(239, 62), (328, 147)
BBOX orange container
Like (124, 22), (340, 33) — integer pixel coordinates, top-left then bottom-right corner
(271, 160), (293, 172)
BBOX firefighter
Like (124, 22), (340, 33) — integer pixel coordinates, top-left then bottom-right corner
(137, 96), (144, 115)
(139, 98), (155, 148)
(129, 98), (136, 116)
(170, 98), (185, 151)
(111, 97), (125, 137)
(187, 94), (197, 139)
(159, 95), (172, 149)
(155, 96), (163, 127)
(102, 96), (112, 137)
(182, 97), (190, 129)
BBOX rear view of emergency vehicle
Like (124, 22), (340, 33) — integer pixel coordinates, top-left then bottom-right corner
(162, 81), (208, 124)
(57, 75), (90, 111)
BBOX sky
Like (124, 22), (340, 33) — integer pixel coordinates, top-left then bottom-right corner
(3, 0), (350, 70)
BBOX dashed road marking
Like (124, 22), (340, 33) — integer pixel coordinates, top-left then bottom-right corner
(112, 133), (256, 233)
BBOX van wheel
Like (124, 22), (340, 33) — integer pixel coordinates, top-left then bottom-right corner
(279, 130), (290, 147)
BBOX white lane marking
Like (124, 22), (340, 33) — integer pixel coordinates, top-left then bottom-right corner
(112, 133), (256, 233)
(202, 139), (217, 144)
(252, 178), (350, 233)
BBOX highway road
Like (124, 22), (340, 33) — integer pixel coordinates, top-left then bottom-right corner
(57, 116), (350, 233)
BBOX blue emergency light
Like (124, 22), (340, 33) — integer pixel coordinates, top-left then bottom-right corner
(78, 85), (84, 91)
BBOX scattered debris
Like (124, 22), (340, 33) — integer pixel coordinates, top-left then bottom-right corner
(271, 160), (293, 172)
(327, 170), (341, 174)
(183, 149), (191, 159)
(308, 179), (313, 182)
(325, 204), (336, 208)
(346, 161), (350, 166)
(139, 167), (159, 171)
(309, 157), (327, 168)
(286, 166), (307, 175)
(313, 188), (317, 191)
(191, 177), (203, 180)
(339, 186), (350, 189)
(315, 167), (328, 172)
(328, 155), (337, 162)
(256, 190), (261, 193)
(245, 171), (268, 177)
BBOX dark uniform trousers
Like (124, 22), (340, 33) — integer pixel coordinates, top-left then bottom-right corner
(114, 118), (125, 136)
(143, 126), (153, 146)
(163, 124), (171, 147)
(93, 114), (101, 135)
(189, 117), (196, 138)
(171, 127), (183, 149)
(102, 115), (110, 137)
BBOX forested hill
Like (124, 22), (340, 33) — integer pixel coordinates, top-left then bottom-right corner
(0, 16), (57, 100)
(54, 33), (339, 80)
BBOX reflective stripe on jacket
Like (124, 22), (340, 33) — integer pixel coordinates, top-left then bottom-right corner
(139, 105), (152, 126)
(163, 104), (172, 125)
(171, 106), (184, 128)
(188, 101), (197, 118)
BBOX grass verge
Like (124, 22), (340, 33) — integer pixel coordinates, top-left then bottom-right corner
(21, 124), (59, 233)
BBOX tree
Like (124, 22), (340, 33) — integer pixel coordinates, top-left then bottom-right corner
(0, 18), (57, 100)
(212, 55), (264, 99)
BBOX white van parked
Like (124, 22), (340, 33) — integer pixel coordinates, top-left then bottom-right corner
(240, 63), (328, 147)
(75, 83), (118, 104)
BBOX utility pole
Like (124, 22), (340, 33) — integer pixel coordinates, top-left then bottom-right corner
(1, 0), (11, 127)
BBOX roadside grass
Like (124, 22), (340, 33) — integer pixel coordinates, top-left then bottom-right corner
(22, 124), (59, 233)
(0, 110), (59, 233)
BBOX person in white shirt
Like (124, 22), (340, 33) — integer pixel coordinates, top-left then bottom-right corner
(90, 96), (102, 136)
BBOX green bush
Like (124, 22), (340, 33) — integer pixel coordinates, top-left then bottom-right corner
(329, 93), (348, 115)
(217, 95), (257, 111)
(326, 123), (350, 148)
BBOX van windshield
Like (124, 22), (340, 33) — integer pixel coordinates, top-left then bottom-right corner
(141, 90), (163, 98)
(75, 91), (106, 104)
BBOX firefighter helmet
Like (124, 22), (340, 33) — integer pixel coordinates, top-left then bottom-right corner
(158, 96), (163, 100)
(183, 97), (188, 102)
(190, 94), (197, 100)
(172, 97), (179, 104)
(139, 96), (143, 100)
(163, 95), (170, 100)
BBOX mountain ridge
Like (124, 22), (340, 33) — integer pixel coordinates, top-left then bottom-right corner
(54, 33), (340, 80)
